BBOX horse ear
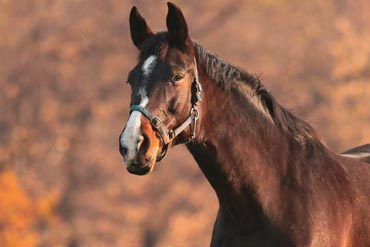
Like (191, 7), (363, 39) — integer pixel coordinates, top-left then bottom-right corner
(129, 6), (153, 49)
(166, 2), (190, 45)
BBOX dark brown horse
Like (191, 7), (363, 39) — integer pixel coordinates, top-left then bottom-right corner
(119, 3), (370, 246)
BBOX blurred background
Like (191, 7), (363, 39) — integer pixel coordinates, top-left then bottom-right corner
(0, 0), (369, 246)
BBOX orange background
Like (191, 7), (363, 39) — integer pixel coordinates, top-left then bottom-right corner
(1, 0), (369, 246)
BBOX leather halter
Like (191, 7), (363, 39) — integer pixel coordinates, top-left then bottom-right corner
(129, 58), (202, 161)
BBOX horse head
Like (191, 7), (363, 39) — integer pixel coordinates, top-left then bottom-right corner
(119, 3), (201, 175)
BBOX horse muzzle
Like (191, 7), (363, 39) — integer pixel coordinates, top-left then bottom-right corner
(119, 117), (164, 175)
(119, 140), (156, 175)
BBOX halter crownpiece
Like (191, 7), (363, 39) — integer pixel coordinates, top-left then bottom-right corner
(129, 58), (202, 161)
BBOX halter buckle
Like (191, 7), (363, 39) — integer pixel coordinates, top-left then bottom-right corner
(150, 116), (162, 129)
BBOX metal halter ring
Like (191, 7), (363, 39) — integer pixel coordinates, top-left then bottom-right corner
(190, 107), (199, 120)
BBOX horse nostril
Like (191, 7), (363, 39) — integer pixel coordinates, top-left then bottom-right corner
(137, 135), (144, 150)
(119, 144), (128, 158)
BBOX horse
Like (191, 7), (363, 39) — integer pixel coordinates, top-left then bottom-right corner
(118, 3), (370, 246)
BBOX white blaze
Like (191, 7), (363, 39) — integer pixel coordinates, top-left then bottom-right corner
(120, 55), (157, 164)
(142, 55), (157, 77)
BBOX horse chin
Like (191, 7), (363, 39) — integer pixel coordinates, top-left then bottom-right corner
(127, 162), (155, 176)
(126, 154), (156, 176)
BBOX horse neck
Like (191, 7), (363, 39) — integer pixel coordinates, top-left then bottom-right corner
(187, 66), (301, 220)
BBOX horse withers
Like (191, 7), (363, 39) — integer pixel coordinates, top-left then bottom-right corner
(119, 3), (370, 246)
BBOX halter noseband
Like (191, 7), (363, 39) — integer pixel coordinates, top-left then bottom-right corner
(129, 58), (202, 161)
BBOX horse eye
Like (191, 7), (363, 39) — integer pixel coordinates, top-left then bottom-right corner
(172, 74), (184, 82)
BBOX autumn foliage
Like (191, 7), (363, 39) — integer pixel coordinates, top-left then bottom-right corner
(0, 0), (369, 246)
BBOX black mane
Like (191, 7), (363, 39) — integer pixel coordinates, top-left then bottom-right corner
(195, 43), (318, 142)
(140, 32), (318, 142)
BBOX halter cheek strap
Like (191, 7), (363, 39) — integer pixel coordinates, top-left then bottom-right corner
(129, 105), (172, 145)
(129, 58), (202, 161)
